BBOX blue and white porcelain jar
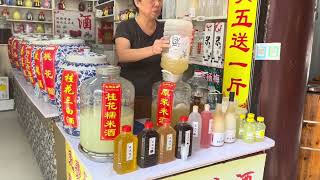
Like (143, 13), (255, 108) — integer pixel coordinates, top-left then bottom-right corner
(42, 36), (85, 105)
(56, 51), (107, 137)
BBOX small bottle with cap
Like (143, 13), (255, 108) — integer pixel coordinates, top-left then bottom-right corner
(243, 117), (256, 144)
(157, 118), (177, 164)
(211, 94), (225, 147)
(188, 105), (202, 151)
(255, 116), (266, 142)
(174, 116), (193, 159)
(237, 114), (246, 139)
(200, 104), (212, 148)
(113, 125), (138, 175)
(137, 121), (159, 168)
(224, 92), (237, 143)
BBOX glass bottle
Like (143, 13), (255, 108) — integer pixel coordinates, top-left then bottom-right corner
(237, 114), (246, 139)
(224, 92), (236, 143)
(113, 125), (138, 175)
(151, 70), (191, 128)
(157, 118), (176, 164)
(137, 121), (159, 168)
(80, 66), (135, 162)
(200, 104), (212, 148)
(255, 116), (266, 142)
(243, 117), (256, 144)
(211, 94), (224, 147)
(162, 0), (176, 19)
(198, 0), (207, 17)
(188, 105), (202, 152)
(187, 70), (209, 113)
(175, 116), (193, 159)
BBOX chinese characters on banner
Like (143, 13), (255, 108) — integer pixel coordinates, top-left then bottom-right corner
(7, 37), (13, 64)
(43, 46), (59, 101)
(25, 45), (36, 85)
(157, 82), (176, 127)
(65, 141), (93, 180)
(20, 42), (28, 80)
(54, 10), (95, 40)
(34, 48), (45, 91)
(100, 83), (122, 141)
(222, 0), (258, 108)
(12, 39), (20, 69)
(61, 70), (79, 128)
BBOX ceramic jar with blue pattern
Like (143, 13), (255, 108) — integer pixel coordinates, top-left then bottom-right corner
(56, 51), (107, 137)
(42, 37), (85, 105)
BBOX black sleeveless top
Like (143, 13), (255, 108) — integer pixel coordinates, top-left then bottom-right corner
(115, 18), (164, 96)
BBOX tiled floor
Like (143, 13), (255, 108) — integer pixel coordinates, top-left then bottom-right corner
(0, 111), (43, 180)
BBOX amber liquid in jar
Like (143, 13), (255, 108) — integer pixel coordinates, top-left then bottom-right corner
(157, 119), (176, 164)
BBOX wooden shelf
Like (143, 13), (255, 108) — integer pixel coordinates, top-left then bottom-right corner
(0, 5), (53, 11)
(7, 19), (53, 24)
(95, 0), (114, 10)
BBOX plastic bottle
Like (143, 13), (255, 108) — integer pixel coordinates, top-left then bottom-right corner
(224, 92), (237, 143)
(113, 125), (138, 174)
(243, 117), (256, 144)
(157, 118), (176, 164)
(255, 116), (266, 142)
(200, 104), (212, 148)
(237, 114), (246, 139)
(137, 121), (159, 168)
(211, 94), (224, 147)
(175, 116), (193, 159)
(188, 105), (202, 152)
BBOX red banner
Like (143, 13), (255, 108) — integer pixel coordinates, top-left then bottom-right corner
(8, 37), (13, 64)
(156, 82), (176, 127)
(20, 42), (28, 80)
(100, 83), (122, 141)
(61, 70), (79, 128)
(12, 39), (20, 69)
(34, 48), (45, 90)
(43, 45), (59, 101)
(25, 45), (35, 85)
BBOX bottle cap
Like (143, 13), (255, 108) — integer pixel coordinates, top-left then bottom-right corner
(145, 121), (153, 129)
(240, 114), (246, 120)
(247, 113), (255, 119)
(122, 125), (132, 132)
(257, 116), (265, 122)
(180, 116), (189, 122)
(193, 105), (199, 113)
(247, 117), (255, 123)
(229, 92), (235, 102)
(194, 70), (202, 77)
(216, 94), (222, 104)
(163, 118), (171, 125)
(204, 104), (210, 111)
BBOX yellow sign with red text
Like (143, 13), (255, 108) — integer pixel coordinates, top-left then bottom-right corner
(66, 142), (93, 180)
(222, 0), (259, 108)
(164, 154), (266, 180)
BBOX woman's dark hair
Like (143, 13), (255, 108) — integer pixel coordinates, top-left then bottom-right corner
(133, 0), (139, 13)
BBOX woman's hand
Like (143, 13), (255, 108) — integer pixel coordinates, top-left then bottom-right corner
(151, 37), (169, 55)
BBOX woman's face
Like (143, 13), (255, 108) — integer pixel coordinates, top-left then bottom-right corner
(135, 0), (163, 19)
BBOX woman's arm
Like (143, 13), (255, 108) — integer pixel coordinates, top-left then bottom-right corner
(115, 37), (169, 63)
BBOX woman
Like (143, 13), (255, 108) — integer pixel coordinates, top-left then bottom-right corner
(115, 0), (168, 118)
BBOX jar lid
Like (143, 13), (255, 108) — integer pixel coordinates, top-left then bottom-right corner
(66, 51), (107, 64)
(179, 116), (188, 122)
(122, 125), (132, 132)
(96, 65), (121, 76)
(145, 121), (153, 129)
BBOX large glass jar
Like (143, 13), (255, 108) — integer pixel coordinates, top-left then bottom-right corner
(79, 65), (135, 162)
(151, 70), (191, 128)
(161, 19), (193, 75)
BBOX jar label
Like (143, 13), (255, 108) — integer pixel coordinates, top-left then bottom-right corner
(168, 35), (189, 59)
(192, 122), (199, 137)
(100, 83), (122, 141)
(20, 42), (28, 80)
(126, 142), (133, 161)
(61, 70), (79, 129)
(25, 45), (36, 85)
(8, 37), (13, 63)
(157, 82), (176, 127)
(256, 130), (265, 139)
(34, 48), (45, 90)
(166, 134), (173, 151)
(12, 39), (20, 69)
(43, 45), (59, 101)
(185, 130), (191, 145)
(149, 137), (156, 155)
(211, 132), (224, 146)
(225, 129), (236, 143)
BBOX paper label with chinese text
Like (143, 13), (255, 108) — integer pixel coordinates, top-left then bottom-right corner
(168, 35), (189, 59)
(212, 22), (226, 68)
(126, 142), (134, 161)
(20, 42), (28, 79)
(211, 132), (225, 146)
(34, 48), (45, 90)
(61, 70), (79, 128)
(148, 137), (156, 155)
(166, 134), (173, 151)
(12, 39), (20, 69)
(203, 23), (215, 65)
(225, 130), (236, 143)
(157, 82), (176, 127)
(185, 130), (191, 145)
(100, 83), (122, 141)
(192, 122), (199, 137)
(25, 45), (35, 85)
(43, 46), (59, 101)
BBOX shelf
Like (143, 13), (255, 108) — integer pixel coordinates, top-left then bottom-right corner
(95, 0), (114, 10)
(189, 60), (218, 68)
(7, 19), (53, 24)
(0, 5), (53, 11)
(158, 16), (228, 22)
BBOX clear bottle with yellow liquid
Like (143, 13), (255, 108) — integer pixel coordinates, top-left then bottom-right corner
(237, 114), (246, 139)
(255, 116), (266, 142)
(113, 125), (138, 175)
(243, 117), (256, 144)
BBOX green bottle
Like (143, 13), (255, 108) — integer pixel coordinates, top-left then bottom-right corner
(255, 116), (266, 142)
(237, 114), (246, 139)
(243, 117), (255, 144)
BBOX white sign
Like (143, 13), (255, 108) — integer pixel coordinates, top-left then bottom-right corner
(0, 77), (9, 100)
(255, 43), (281, 60)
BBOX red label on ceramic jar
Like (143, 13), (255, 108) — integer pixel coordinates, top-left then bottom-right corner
(34, 48), (45, 90)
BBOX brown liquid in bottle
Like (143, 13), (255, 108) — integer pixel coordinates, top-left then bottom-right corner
(157, 118), (176, 164)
